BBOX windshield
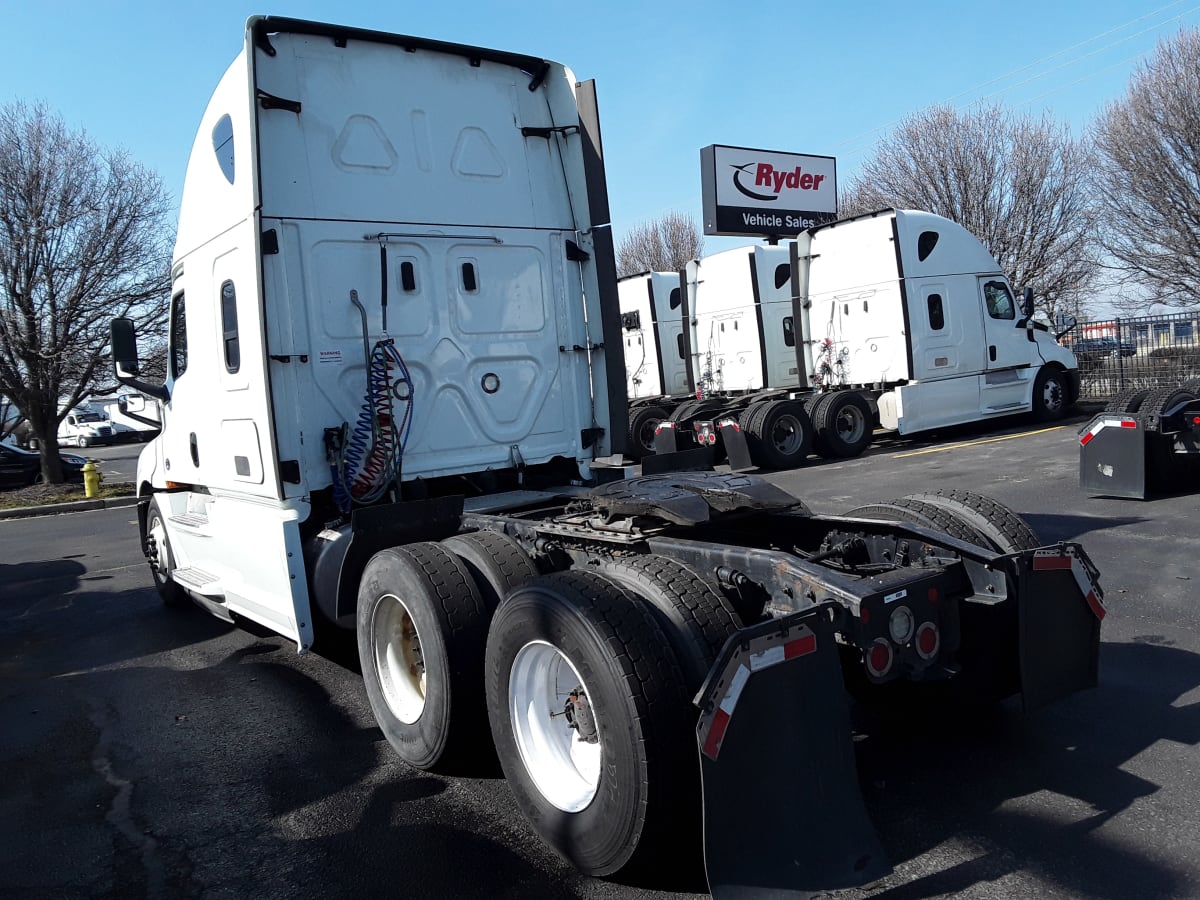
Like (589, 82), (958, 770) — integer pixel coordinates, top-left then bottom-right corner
(76, 412), (105, 423)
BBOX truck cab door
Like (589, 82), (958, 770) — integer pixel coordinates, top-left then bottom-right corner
(979, 278), (1033, 370)
(978, 277), (1036, 414)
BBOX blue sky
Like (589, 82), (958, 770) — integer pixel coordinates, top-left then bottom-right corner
(3, 1), (1198, 259)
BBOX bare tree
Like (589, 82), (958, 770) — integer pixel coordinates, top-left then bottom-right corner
(841, 103), (1101, 322)
(1093, 28), (1200, 309)
(616, 211), (703, 277)
(0, 101), (172, 481)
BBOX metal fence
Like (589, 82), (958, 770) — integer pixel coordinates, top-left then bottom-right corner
(1066, 311), (1200, 400)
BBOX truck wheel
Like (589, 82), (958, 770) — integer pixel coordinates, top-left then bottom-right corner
(900, 490), (1039, 553)
(595, 555), (741, 689)
(1105, 387), (1150, 414)
(358, 542), (490, 771)
(442, 530), (538, 611)
(486, 570), (694, 877)
(811, 392), (872, 458)
(875, 497), (993, 548)
(744, 399), (813, 469)
(1031, 367), (1069, 421)
(1140, 386), (1198, 491)
(145, 497), (189, 609)
(1141, 385), (1196, 418)
(625, 405), (668, 459)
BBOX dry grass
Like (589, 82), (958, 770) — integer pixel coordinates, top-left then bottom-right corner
(0, 481), (135, 511)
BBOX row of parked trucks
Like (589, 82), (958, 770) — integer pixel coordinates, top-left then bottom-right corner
(618, 211), (1083, 468)
(108, 17), (1104, 898)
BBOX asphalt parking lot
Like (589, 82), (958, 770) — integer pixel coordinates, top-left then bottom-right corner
(2, 411), (1199, 899)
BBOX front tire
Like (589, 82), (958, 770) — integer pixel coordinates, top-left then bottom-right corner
(144, 497), (188, 608)
(357, 542), (490, 771)
(486, 571), (694, 877)
(1032, 367), (1069, 421)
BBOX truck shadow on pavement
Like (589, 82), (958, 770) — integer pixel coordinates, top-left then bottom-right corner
(851, 639), (1200, 898)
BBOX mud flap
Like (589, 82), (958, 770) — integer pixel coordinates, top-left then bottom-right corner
(719, 418), (754, 471)
(1016, 545), (1103, 712)
(695, 611), (889, 898)
(1079, 414), (1146, 499)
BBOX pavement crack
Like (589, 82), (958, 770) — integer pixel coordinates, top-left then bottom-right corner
(89, 701), (168, 899)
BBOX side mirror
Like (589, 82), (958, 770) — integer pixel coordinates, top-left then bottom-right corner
(110, 317), (169, 401)
(111, 318), (140, 377)
(1055, 314), (1078, 341)
(118, 394), (146, 414)
(1021, 287), (1035, 319)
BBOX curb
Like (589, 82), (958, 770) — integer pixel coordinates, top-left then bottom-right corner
(0, 495), (141, 521)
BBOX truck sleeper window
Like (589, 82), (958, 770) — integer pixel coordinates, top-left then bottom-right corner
(170, 292), (188, 378)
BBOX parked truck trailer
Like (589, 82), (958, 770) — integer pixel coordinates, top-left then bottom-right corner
(110, 17), (1103, 897)
(623, 212), (1082, 470)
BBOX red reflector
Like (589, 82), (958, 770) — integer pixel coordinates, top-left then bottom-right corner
(1079, 432), (1093, 446)
(1120, 420), (1137, 428)
(702, 708), (731, 760)
(916, 622), (940, 659)
(866, 639), (893, 677)
(1193, 417), (1200, 426)
(860, 607), (871, 626)
(1032, 555), (1072, 571)
(784, 634), (817, 659)
(927, 587), (939, 605)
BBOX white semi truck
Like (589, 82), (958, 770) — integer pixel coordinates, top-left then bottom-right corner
(624, 212), (1081, 467)
(110, 17), (1104, 897)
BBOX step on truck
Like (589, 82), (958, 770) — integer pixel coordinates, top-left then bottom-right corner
(109, 16), (1105, 897)
(1080, 380), (1200, 498)
(622, 212), (1083, 470)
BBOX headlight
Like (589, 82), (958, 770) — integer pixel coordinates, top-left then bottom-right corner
(63, 455), (86, 465)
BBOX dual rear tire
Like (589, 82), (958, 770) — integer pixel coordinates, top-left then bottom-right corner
(358, 540), (738, 877)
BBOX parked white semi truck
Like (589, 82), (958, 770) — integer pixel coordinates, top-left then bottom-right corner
(625, 212), (1081, 467)
(110, 17), (1104, 898)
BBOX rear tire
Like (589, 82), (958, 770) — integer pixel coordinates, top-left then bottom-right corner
(594, 555), (741, 689)
(811, 391), (872, 458)
(900, 489), (1039, 553)
(441, 530), (538, 611)
(875, 497), (992, 548)
(357, 542), (490, 771)
(625, 405), (668, 459)
(486, 570), (694, 877)
(1105, 387), (1150, 414)
(1139, 386), (1198, 491)
(144, 497), (189, 609)
(744, 399), (813, 470)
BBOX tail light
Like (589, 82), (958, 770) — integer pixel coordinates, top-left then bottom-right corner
(865, 638), (893, 678)
(915, 622), (940, 660)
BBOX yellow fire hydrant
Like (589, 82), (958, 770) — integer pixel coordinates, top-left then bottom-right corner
(82, 460), (103, 499)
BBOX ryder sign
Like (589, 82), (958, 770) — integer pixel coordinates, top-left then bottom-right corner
(701, 145), (837, 238)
